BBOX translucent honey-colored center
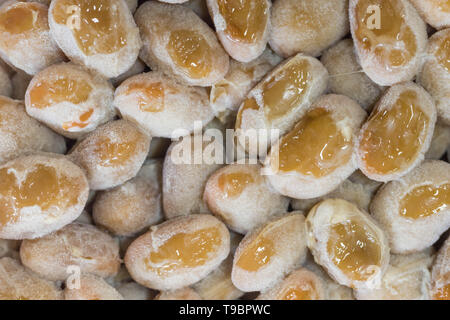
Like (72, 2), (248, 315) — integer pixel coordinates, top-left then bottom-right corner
(94, 136), (137, 167)
(236, 234), (274, 272)
(217, 0), (267, 43)
(434, 284), (450, 300)
(52, 0), (127, 56)
(0, 4), (42, 34)
(359, 90), (429, 175)
(126, 82), (165, 113)
(0, 164), (79, 228)
(145, 227), (222, 276)
(327, 219), (381, 282)
(217, 172), (254, 199)
(355, 0), (416, 67)
(435, 34), (450, 72)
(273, 108), (352, 178)
(62, 108), (94, 130)
(399, 183), (450, 219)
(167, 30), (213, 79)
(262, 60), (310, 122)
(29, 77), (92, 109)
(280, 282), (316, 300)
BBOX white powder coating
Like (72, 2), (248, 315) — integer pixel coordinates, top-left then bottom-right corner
(269, 0), (349, 58)
(236, 53), (329, 158)
(418, 29), (450, 126)
(115, 281), (155, 300)
(204, 163), (290, 234)
(231, 213), (308, 292)
(265, 94), (367, 200)
(0, 96), (66, 164)
(291, 170), (382, 213)
(0, 1), (65, 76)
(20, 222), (120, 281)
(409, 0), (450, 30)
(65, 273), (124, 300)
(92, 162), (163, 236)
(162, 136), (224, 219)
(355, 250), (433, 300)
(431, 235), (450, 298)
(356, 82), (437, 182)
(370, 160), (450, 254)
(111, 58), (146, 87)
(124, 214), (230, 291)
(69, 120), (151, 191)
(210, 49), (282, 122)
(306, 199), (390, 290)
(25, 62), (116, 139)
(0, 257), (63, 300)
(321, 39), (385, 111)
(0, 153), (89, 240)
(48, 0), (141, 78)
(349, 0), (428, 86)
(207, 0), (271, 62)
(114, 71), (214, 138)
(134, 1), (229, 87)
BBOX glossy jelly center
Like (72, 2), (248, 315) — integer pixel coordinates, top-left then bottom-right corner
(355, 0), (416, 67)
(217, 172), (254, 199)
(0, 164), (78, 228)
(167, 30), (213, 79)
(217, 0), (268, 43)
(126, 81), (165, 113)
(327, 219), (381, 282)
(53, 0), (127, 56)
(274, 108), (352, 177)
(399, 184), (450, 219)
(145, 227), (222, 276)
(359, 90), (429, 175)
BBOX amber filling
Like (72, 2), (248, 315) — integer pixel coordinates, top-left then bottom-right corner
(327, 219), (381, 282)
(217, 0), (267, 43)
(273, 108), (352, 178)
(236, 218), (295, 272)
(125, 81), (165, 113)
(53, 0), (127, 56)
(0, 4), (44, 35)
(279, 281), (316, 300)
(167, 30), (213, 79)
(399, 184), (450, 219)
(0, 164), (79, 228)
(435, 33), (450, 72)
(144, 227), (222, 276)
(236, 234), (274, 272)
(217, 172), (254, 199)
(354, 0), (416, 68)
(359, 90), (429, 175)
(262, 59), (310, 121)
(434, 283), (450, 300)
(94, 136), (138, 167)
(29, 77), (92, 109)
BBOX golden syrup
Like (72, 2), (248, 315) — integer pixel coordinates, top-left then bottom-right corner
(274, 108), (352, 177)
(52, 0), (127, 56)
(217, 0), (268, 43)
(145, 227), (222, 276)
(126, 81), (165, 113)
(217, 172), (254, 199)
(359, 90), (429, 175)
(399, 184), (450, 219)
